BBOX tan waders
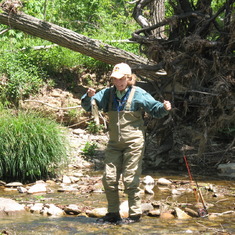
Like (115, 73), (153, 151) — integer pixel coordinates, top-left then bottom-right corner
(102, 87), (145, 218)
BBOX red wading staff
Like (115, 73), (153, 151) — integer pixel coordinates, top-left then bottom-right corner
(183, 155), (208, 217)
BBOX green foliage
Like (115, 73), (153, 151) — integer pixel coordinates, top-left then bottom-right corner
(82, 141), (98, 157)
(21, 46), (81, 74)
(86, 121), (104, 134)
(66, 105), (85, 122)
(1, 0), (228, 108)
(23, 0), (45, 17)
(0, 51), (46, 106)
(0, 110), (68, 182)
(0, 0), (140, 107)
(33, 195), (45, 201)
(66, 107), (80, 119)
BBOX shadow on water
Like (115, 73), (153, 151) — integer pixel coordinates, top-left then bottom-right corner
(1, 170), (235, 234)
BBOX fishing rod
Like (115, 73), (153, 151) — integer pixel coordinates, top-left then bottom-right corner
(183, 155), (199, 203)
(183, 155), (208, 217)
(194, 176), (208, 217)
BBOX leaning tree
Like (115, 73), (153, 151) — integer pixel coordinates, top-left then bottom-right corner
(0, 0), (234, 170)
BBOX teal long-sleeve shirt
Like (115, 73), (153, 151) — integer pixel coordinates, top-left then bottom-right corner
(81, 86), (169, 119)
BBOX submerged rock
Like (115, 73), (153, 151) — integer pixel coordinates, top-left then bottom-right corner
(0, 198), (26, 216)
(4, 182), (23, 192)
(141, 203), (154, 214)
(142, 175), (155, 185)
(29, 203), (44, 214)
(45, 204), (65, 216)
(160, 211), (175, 219)
(144, 185), (155, 195)
(174, 207), (192, 219)
(0, 181), (6, 186)
(5, 182), (23, 187)
(62, 175), (72, 184)
(217, 163), (235, 177)
(27, 183), (47, 194)
(157, 178), (172, 186)
(58, 184), (79, 192)
(184, 207), (199, 217)
(86, 207), (107, 218)
(17, 186), (28, 193)
(64, 204), (82, 215)
(148, 209), (161, 216)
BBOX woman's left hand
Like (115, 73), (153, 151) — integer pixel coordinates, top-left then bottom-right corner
(163, 100), (172, 111)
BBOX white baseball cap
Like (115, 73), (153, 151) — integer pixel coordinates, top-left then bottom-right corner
(110, 63), (132, 79)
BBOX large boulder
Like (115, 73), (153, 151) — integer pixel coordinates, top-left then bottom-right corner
(0, 198), (26, 216)
(217, 163), (235, 177)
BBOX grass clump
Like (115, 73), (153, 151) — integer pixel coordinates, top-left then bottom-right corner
(0, 110), (68, 183)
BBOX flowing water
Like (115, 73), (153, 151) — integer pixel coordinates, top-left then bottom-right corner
(0, 170), (235, 235)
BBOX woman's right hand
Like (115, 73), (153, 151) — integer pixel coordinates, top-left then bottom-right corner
(87, 88), (96, 97)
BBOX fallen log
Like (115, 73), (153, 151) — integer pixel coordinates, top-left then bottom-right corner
(0, 10), (163, 79)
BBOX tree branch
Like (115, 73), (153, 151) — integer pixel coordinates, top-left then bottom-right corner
(0, 27), (10, 35)
(133, 0), (153, 30)
(132, 11), (206, 37)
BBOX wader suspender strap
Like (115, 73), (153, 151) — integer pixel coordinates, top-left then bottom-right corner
(125, 86), (136, 111)
(108, 87), (114, 111)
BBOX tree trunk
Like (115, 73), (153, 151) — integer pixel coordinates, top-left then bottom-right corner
(0, 11), (161, 78)
(150, 0), (165, 38)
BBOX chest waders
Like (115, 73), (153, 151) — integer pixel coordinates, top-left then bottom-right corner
(102, 86), (145, 217)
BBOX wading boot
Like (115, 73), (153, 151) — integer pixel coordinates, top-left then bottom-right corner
(120, 215), (141, 224)
(97, 212), (121, 224)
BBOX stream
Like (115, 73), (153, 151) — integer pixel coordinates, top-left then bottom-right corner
(0, 170), (235, 235)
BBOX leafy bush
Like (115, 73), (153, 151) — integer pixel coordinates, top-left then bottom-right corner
(82, 142), (98, 157)
(86, 121), (104, 134)
(0, 51), (46, 106)
(0, 110), (68, 182)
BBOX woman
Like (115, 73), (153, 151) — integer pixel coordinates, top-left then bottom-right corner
(81, 63), (171, 224)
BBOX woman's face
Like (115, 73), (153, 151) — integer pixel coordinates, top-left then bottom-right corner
(112, 76), (128, 91)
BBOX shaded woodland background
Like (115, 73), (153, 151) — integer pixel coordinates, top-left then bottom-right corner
(0, 0), (234, 171)
(133, 0), (235, 170)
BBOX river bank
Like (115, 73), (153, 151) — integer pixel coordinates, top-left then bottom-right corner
(0, 127), (235, 234)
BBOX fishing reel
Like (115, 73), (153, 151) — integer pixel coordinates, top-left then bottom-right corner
(197, 208), (208, 217)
